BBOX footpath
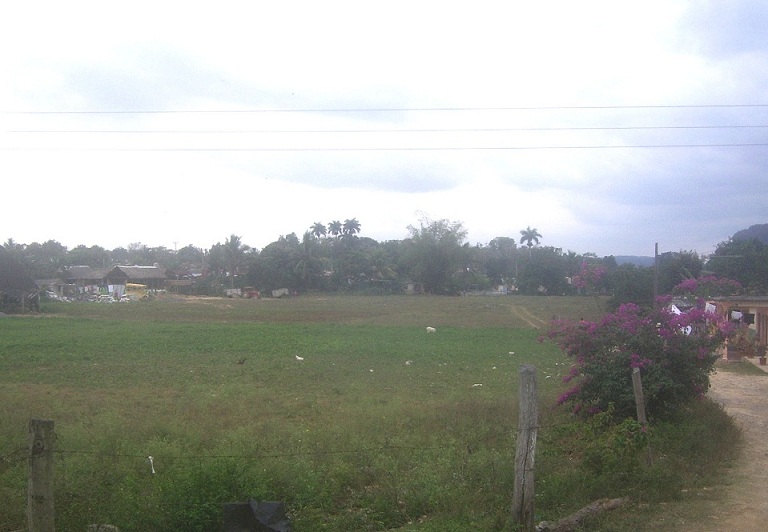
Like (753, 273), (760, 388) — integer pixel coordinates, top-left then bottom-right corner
(697, 357), (768, 531)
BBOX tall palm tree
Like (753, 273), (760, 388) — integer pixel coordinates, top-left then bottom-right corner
(224, 234), (247, 288)
(519, 226), (542, 258)
(294, 231), (319, 291)
(342, 218), (361, 238)
(310, 222), (327, 239)
(328, 220), (343, 238)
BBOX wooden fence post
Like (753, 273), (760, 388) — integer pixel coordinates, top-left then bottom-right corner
(512, 365), (538, 531)
(631, 367), (647, 424)
(631, 368), (653, 465)
(28, 418), (55, 532)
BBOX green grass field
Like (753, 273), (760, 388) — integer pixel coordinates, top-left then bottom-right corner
(0, 295), (739, 530)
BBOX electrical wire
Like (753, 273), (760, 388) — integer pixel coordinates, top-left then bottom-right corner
(9, 125), (768, 134)
(4, 103), (768, 114)
(3, 143), (767, 152)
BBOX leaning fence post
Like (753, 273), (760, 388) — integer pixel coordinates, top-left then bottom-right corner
(28, 418), (55, 532)
(512, 365), (538, 531)
(631, 368), (653, 465)
(631, 367), (647, 424)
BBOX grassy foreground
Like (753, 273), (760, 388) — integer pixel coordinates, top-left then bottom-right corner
(0, 295), (740, 530)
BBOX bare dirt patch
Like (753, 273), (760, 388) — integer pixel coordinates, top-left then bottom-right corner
(697, 360), (768, 531)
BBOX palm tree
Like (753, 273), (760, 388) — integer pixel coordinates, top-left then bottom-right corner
(519, 226), (542, 258)
(294, 231), (319, 290)
(310, 222), (327, 239)
(342, 218), (361, 238)
(224, 234), (248, 288)
(328, 220), (343, 238)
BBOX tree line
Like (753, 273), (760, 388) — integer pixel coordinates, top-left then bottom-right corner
(3, 217), (767, 303)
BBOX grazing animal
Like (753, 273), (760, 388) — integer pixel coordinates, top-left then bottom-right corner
(237, 358), (246, 365)
(425, 326), (436, 333)
(472, 383), (483, 388)
(295, 355), (304, 361)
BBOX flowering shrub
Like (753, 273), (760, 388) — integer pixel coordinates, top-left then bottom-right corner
(572, 261), (607, 292)
(673, 275), (742, 298)
(546, 301), (734, 420)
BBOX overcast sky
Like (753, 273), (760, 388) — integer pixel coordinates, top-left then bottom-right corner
(2, 1), (766, 257)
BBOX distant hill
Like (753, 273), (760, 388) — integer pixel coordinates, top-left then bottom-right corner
(613, 256), (655, 267)
(732, 223), (768, 244)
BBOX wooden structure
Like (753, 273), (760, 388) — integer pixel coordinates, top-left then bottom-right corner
(62, 265), (167, 296)
(104, 266), (167, 290)
(707, 296), (768, 359)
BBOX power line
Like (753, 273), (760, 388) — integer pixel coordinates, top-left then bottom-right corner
(4, 103), (768, 115)
(3, 143), (768, 152)
(9, 124), (768, 134)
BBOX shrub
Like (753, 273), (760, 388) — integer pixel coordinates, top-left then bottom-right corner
(546, 301), (734, 420)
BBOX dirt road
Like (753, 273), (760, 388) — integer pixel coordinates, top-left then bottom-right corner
(699, 362), (768, 530)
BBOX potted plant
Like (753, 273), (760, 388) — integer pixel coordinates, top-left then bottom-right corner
(726, 326), (751, 361)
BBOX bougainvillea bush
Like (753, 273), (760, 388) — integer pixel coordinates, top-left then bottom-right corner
(672, 275), (742, 298)
(547, 300), (735, 420)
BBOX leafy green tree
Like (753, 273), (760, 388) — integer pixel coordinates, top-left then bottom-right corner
(707, 238), (768, 293)
(66, 245), (111, 269)
(519, 226), (542, 257)
(657, 250), (703, 294)
(605, 264), (655, 310)
(516, 246), (569, 295)
(403, 217), (468, 294)
(248, 234), (301, 292)
(484, 237), (518, 285)
(328, 234), (363, 289)
(176, 245), (204, 266)
(367, 248), (398, 281)
(111, 247), (130, 265)
(21, 240), (68, 279)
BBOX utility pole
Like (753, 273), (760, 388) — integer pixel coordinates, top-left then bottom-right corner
(653, 243), (659, 308)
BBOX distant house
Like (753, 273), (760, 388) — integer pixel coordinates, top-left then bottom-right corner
(405, 282), (424, 295)
(0, 248), (39, 312)
(61, 266), (112, 293)
(104, 266), (167, 290)
(61, 264), (167, 296)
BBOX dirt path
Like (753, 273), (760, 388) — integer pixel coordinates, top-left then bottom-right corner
(510, 305), (548, 329)
(697, 362), (768, 530)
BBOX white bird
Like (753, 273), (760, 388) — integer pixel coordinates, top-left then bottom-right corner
(426, 326), (436, 333)
(509, 351), (515, 355)
(405, 360), (413, 366)
(472, 383), (483, 387)
(295, 355), (304, 361)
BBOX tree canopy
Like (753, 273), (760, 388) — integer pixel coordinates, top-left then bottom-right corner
(5, 220), (766, 300)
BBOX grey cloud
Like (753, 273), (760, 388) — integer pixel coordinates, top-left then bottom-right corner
(63, 46), (290, 112)
(682, 1), (768, 57)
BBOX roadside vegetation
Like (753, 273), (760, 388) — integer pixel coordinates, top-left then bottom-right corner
(0, 296), (741, 530)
